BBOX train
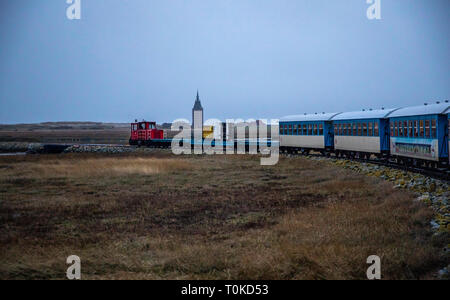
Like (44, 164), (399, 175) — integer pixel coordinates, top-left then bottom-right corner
(280, 102), (449, 168)
(129, 102), (449, 168)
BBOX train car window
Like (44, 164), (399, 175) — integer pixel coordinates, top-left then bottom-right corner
(390, 122), (394, 137)
(334, 124), (338, 135)
(362, 123), (367, 136)
(302, 124), (307, 135)
(393, 121), (397, 137)
(419, 120), (424, 137)
(369, 122), (373, 137)
(431, 119), (437, 138)
(339, 124), (343, 135)
(352, 123), (356, 136)
(279, 126), (283, 135)
(288, 125), (292, 135)
(414, 120), (418, 137)
(313, 124), (317, 135)
(319, 123), (324, 135)
(356, 123), (360, 136)
(408, 121), (413, 137)
(403, 121), (407, 137)
(308, 124), (312, 135)
(374, 122), (379, 136)
(342, 124), (346, 135)
(425, 120), (430, 138)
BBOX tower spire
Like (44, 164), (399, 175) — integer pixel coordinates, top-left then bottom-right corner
(193, 90), (203, 111)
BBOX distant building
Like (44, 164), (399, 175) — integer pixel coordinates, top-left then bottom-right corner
(192, 91), (204, 139)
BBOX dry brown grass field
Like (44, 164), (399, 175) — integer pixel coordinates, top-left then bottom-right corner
(0, 152), (445, 279)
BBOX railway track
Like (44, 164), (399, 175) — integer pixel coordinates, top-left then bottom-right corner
(282, 151), (450, 182)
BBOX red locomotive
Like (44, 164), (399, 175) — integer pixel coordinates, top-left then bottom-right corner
(129, 121), (164, 146)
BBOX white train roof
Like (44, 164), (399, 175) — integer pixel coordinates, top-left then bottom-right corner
(388, 102), (449, 118)
(280, 112), (341, 122)
(331, 108), (399, 121)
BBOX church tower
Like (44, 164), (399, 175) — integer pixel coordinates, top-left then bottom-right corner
(192, 90), (204, 135)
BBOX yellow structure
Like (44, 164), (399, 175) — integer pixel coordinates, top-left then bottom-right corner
(203, 126), (214, 139)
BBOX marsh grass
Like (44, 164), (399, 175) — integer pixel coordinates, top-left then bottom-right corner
(0, 157), (191, 179)
(0, 153), (444, 279)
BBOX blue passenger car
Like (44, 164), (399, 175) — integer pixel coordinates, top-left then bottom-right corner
(447, 108), (450, 166)
(330, 108), (399, 158)
(388, 103), (449, 166)
(279, 112), (341, 154)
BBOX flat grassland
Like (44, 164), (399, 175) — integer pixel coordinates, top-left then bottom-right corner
(0, 152), (444, 279)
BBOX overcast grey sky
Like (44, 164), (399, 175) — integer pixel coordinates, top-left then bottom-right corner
(0, 0), (449, 124)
